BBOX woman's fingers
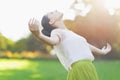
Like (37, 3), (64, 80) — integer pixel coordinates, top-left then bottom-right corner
(28, 18), (40, 31)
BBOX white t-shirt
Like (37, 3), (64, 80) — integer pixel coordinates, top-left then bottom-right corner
(51, 29), (94, 71)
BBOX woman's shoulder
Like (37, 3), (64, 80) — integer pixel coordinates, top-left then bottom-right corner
(52, 28), (64, 33)
(51, 28), (72, 36)
(51, 29), (62, 35)
(51, 29), (66, 39)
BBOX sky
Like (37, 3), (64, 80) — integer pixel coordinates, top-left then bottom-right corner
(0, 0), (120, 41)
(0, 0), (74, 41)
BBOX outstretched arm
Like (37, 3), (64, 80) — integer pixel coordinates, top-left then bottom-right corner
(88, 43), (112, 55)
(28, 18), (60, 46)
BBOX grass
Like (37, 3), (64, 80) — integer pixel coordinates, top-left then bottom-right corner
(94, 60), (120, 80)
(0, 59), (67, 80)
(0, 59), (120, 80)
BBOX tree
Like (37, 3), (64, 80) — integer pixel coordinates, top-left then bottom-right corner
(64, 0), (120, 59)
(0, 33), (15, 51)
(26, 34), (49, 53)
(0, 33), (7, 50)
(66, 0), (118, 47)
(13, 38), (27, 52)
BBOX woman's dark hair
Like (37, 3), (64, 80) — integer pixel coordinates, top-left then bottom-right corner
(41, 15), (56, 37)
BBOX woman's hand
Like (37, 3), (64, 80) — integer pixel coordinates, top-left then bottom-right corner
(28, 18), (40, 32)
(28, 18), (60, 45)
(101, 43), (112, 55)
(89, 43), (112, 55)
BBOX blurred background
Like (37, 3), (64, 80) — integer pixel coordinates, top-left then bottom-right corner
(0, 0), (120, 80)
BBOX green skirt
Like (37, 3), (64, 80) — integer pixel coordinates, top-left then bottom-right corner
(67, 60), (99, 80)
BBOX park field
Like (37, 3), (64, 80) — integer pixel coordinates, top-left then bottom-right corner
(0, 59), (120, 80)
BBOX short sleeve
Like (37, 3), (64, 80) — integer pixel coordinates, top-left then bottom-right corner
(51, 29), (63, 42)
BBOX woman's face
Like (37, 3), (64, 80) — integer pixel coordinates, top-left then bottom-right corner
(47, 10), (63, 24)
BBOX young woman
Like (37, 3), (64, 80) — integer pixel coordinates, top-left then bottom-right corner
(28, 10), (111, 80)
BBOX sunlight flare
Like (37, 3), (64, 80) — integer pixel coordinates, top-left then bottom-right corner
(105, 0), (120, 15)
(0, 59), (30, 70)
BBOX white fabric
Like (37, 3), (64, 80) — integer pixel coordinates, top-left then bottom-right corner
(51, 29), (94, 71)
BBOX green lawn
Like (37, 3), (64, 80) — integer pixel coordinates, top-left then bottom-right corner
(94, 60), (120, 80)
(0, 59), (120, 80)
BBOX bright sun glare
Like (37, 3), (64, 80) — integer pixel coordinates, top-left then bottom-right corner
(0, 60), (29, 70)
(0, 0), (120, 41)
(104, 0), (120, 15)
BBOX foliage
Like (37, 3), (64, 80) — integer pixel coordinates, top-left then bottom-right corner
(25, 34), (51, 53)
(0, 33), (7, 50)
(13, 38), (27, 52)
(0, 33), (14, 51)
(0, 33), (51, 55)
(64, 0), (120, 59)
(0, 50), (55, 59)
(0, 0), (120, 59)
(113, 37), (120, 52)
(65, 0), (119, 46)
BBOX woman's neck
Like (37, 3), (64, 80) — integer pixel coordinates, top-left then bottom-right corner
(54, 20), (67, 29)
